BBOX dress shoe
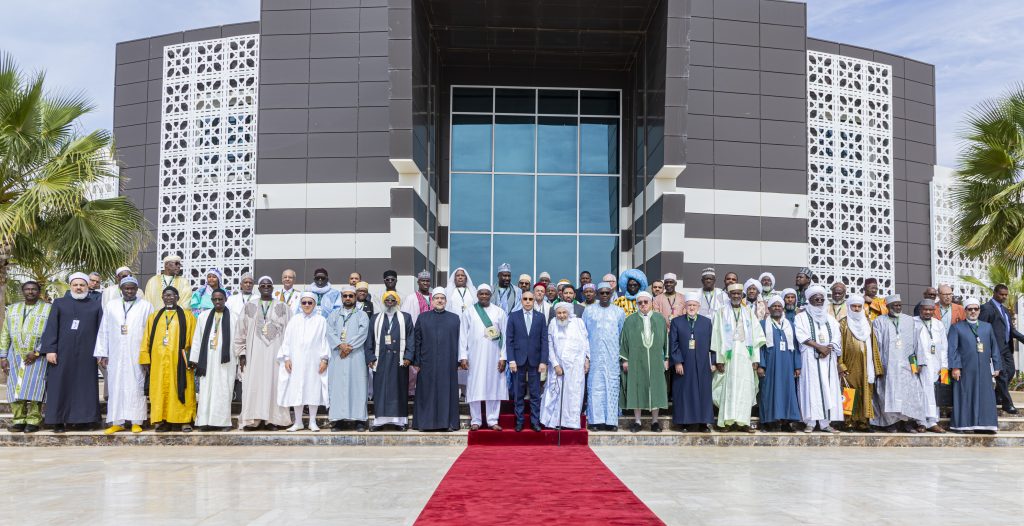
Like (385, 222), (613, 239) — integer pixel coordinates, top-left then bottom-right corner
(1004, 406), (1019, 415)
(154, 423), (170, 433)
(395, 425), (407, 432)
(927, 425), (946, 434)
(23, 425), (39, 433)
(7, 423), (26, 433)
(370, 426), (383, 432)
(331, 422), (344, 432)
(650, 421), (663, 433)
(52, 424), (66, 434)
(104, 425), (125, 435)
(515, 423), (524, 432)
(531, 424), (542, 432)
(355, 422), (367, 432)
(490, 424), (502, 432)
(131, 425), (143, 433)
(629, 421), (642, 433)
(181, 424), (194, 433)
(607, 426), (619, 432)
(587, 424), (599, 431)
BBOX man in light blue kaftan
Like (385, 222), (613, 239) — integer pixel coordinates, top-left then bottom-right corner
(326, 285), (370, 431)
(584, 282), (626, 431)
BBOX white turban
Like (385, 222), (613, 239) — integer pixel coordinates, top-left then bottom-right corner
(806, 284), (827, 300)
(846, 294), (865, 306)
(744, 278), (760, 293)
(554, 302), (573, 314)
(964, 297), (980, 308)
(431, 287), (446, 298)
(767, 294), (784, 308)
(477, 283), (492, 292)
(68, 272), (89, 285)
(684, 291), (701, 303)
(759, 272), (775, 289)
(162, 254), (182, 263)
(636, 291), (653, 301)
(782, 287), (797, 298)
(115, 266), (132, 276)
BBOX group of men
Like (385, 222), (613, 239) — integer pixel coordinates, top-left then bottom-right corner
(1, 257), (1017, 435)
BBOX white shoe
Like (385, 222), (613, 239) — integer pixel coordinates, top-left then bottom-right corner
(803, 426), (814, 433)
(309, 421), (320, 432)
(287, 422), (304, 432)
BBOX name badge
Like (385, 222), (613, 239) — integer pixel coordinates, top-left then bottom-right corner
(689, 338), (696, 350)
(385, 335), (393, 345)
(895, 337), (902, 348)
(71, 320), (80, 330)
(162, 336), (169, 346)
(930, 344), (936, 355)
(341, 329), (347, 342)
(120, 325), (128, 335)
(977, 337), (984, 353)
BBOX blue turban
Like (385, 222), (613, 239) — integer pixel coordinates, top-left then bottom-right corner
(618, 269), (648, 301)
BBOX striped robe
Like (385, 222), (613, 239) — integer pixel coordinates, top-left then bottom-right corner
(1, 302), (52, 402)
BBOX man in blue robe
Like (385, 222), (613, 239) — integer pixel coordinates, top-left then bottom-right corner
(758, 295), (802, 431)
(669, 292), (715, 432)
(411, 288), (463, 431)
(493, 262), (522, 314)
(948, 297), (1002, 434)
(307, 268), (340, 318)
(583, 282), (625, 431)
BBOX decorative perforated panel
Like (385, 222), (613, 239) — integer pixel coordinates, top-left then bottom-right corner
(930, 177), (988, 297)
(807, 51), (894, 294)
(157, 35), (259, 291)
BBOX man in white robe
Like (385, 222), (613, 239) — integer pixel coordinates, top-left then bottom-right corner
(459, 284), (508, 430)
(94, 276), (153, 434)
(226, 273), (257, 316)
(914, 298), (947, 433)
(697, 267), (728, 319)
(710, 283), (766, 432)
(447, 267), (477, 394)
(795, 284), (843, 433)
(540, 303), (589, 429)
(101, 266), (133, 305)
(279, 292), (330, 432)
(234, 276), (293, 430)
(872, 294), (928, 432)
(189, 289), (238, 430)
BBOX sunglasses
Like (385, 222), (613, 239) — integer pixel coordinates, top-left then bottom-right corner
(637, 300), (651, 305)
(342, 294), (355, 298)
(301, 301), (315, 306)
(966, 307), (980, 311)
(522, 297), (534, 301)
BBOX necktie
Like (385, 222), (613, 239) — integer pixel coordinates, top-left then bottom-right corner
(525, 311), (531, 335)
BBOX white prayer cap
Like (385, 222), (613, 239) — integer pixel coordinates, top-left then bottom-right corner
(597, 282), (614, 291)
(663, 273), (678, 282)
(431, 287), (446, 298)
(846, 294), (865, 307)
(68, 272), (89, 285)
(701, 267), (716, 277)
(781, 287), (797, 298)
(554, 302), (572, 313)
(340, 285), (356, 293)
(744, 278), (760, 292)
(964, 297), (981, 308)
(258, 275), (273, 284)
(806, 284), (827, 300)
(684, 291), (701, 304)
(727, 283), (744, 293)
(767, 294), (784, 308)
(759, 272), (775, 288)
(518, 273), (532, 282)
(119, 276), (139, 287)
(300, 291), (317, 300)
(497, 262), (511, 273)
(636, 291), (653, 301)
(478, 283), (492, 292)
(115, 266), (132, 276)
(885, 294), (902, 305)
(162, 254), (182, 263)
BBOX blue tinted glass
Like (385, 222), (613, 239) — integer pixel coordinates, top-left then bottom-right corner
(449, 173), (491, 232)
(493, 234), (534, 280)
(494, 116), (535, 172)
(578, 236), (618, 281)
(452, 114), (491, 172)
(449, 234), (491, 289)
(536, 176), (577, 233)
(453, 87), (492, 113)
(493, 175), (534, 232)
(537, 117), (577, 174)
(581, 118), (618, 174)
(578, 176), (618, 234)
(536, 235), (576, 282)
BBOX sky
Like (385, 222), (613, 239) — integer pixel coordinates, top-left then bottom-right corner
(1, 0), (1021, 168)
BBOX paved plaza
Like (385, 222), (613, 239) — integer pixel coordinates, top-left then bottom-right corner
(2, 446), (1021, 525)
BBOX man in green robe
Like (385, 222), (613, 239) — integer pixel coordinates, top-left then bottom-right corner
(620, 291), (668, 432)
(1, 281), (52, 433)
(711, 282), (767, 432)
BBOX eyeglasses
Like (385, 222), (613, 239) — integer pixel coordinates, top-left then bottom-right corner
(522, 297), (534, 301)
(300, 301), (315, 306)
(966, 307), (980, 312)
(342, 294), (355, 298)
(637, 300), (651, 305)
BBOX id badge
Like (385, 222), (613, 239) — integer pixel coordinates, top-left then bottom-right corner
(341, 329), (347, 342)
(162, 336), (169, 346)
(120, 325), (128, 335)
(688, 338), (696, 350)
(895, 337), (902, 348)
(71, 319), (80, 331)
(977, 338), (984, 353)
(930, 344), (936, 355)
(385, 335), (393, 345)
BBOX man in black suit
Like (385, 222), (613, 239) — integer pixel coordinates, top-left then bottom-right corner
(979, 284), (1024, 414)
(548, 285), (585, 319)
(506, 291), (549, 431)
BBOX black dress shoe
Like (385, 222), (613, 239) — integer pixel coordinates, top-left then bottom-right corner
(23, 425), (39, 433)
(607, 426), (618, 432)
(531, 424), (542, 432)
(650, 421), (663, 433)
(7, 423), (26, 432)
(515, 423), (524, 432)
(355, 422), (367, 432)
(52, 424), (66, 434)
(629, 422), (642, 433)
(1004, 406), (1019, 415)
(395, 425), (407, 432)
(154, 422), (170, 433)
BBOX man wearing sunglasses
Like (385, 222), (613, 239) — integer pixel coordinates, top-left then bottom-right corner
(326, 285), (370, 431)
(948, 297), (1001, 433)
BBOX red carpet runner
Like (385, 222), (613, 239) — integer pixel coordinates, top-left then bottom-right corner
(414, 446), (664, 525)
(467, 400), (588, 446)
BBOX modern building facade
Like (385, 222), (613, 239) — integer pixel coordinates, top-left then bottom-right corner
(113, 0), (949, 297)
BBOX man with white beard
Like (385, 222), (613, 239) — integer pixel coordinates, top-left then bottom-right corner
(459, 284), (508, 431)
(540, 303), (590, 429)
(795, 285), (843, 433)
(94, 276), (153, 434)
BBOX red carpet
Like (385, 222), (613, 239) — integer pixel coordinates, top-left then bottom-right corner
(467, 401), (587, 446)
(415, 446), (664, 525)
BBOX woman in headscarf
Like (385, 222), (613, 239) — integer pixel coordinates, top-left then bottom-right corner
(190, 268), (229, 316)
(613, 269), (649, 316)
(444, 267), (477, 315)
(539, 303), (590, 429)
(838, 294), (884, 431)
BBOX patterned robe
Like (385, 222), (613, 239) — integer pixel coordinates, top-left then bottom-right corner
(1, 302), (52, 402)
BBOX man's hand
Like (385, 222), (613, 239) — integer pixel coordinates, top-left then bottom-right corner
(319, 360), (329, 374)
(715, 363), (725, 373)
(98, 357), (109, 368)
(674, 363), (684, 376)
(23, 353), (37, 365)
(621, 361), (628, 374)
(285, 359), (292, 373)
(0, 358), (8, 375)
(459, 359), (469, 370)
(538, 363), (547, 375)
(757, 366), (766, 378)
(340, 343), (353, 358)
(952, 368), (961, 381)
(554, 365), (564, 377)
(402, 359), (412, 367)
(664, 360), (669, 371)
(509, 361), (518, 374)
(584, 358), (590, 374)
(239, 355), (247, 372)
(993, 370), (1000, 378)
(498, 360), (506, 373)
(188, 361), (199, 370)
(46, 353), (57, 365)
(795, 369), (801, 378)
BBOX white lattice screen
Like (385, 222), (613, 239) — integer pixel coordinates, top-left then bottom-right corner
(806, 51), (894, 294)
(930, 176), (988, 297)
(157, 35), (259, 291)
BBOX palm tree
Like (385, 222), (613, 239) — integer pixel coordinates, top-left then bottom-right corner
(952, 84), (1024, 273)
(0, 52), (148, 315)
(961, 261), (1024, 315)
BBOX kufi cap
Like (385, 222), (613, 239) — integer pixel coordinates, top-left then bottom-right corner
(663, 273), (678, 282)
(356, 281), (369, 290)
(477, 283), (492, 292)
(119, 276), (139, 287)
(430, 287), (446, 298)
(582, 283), (596, 291)
(340, 285), (356, 293)
(684, 291), (701, 303)
(919, 298), (936, 308)
(416, 270), (431, 280)
(554, 302), (572, 313)
(538, 272), (551, 280)
(726, 283), (744, 292)
(518, 274), (532, 282)
(701, 267), (716, 277)
(258, 275), (273, 284)
(300, 291), (317, 300)
(497, 262), (511, 273)
(546, 282), (557, 290)
(797, 267), (813, 278)
(597, 282), (613, 291)
(115, 266), (132, 276)
(636, 291), (653, 300)
(885, 294), (902, 305)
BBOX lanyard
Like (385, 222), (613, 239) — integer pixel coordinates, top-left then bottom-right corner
(458, 287), (467, 303)
(123, 299), (137, 318)
(703, 290), (715, 309)
(162, 275), (173, 288)
(771, 319), (787, 349)
(340, 309), (354, 326)
(282, 289), (295, 305)
(890, 316), (899, 332)
(832, 304), (843, 316)
(732, 307), (742, 325)
(212, 312), (222, 337)
(260, 300), (272, 319)
(666, 294), (677, 312)
(968, 322), (981, 341)
(242, 293), (253, 303)
(315, 292), (325, 306)
(383, 314), (395, 340)
(921, 319), (933, 345)
(163, 311), (176, 336)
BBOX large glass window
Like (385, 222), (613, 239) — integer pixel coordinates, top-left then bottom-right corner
(449, 87), (620, 282)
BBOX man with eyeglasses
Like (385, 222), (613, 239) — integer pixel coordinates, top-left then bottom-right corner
(933, 284), (965, 329)
(872, 294), (929, 433)
(620, 290), (669, 433)
(235, 276), (293, 431)
(326, 285), (370, 431)
(948, 297), (1001, 433)
(584, 282), (626, 431)
(517, 274), (533, 295)
(979, 283), (1024, 414)
(912, 287), (938, 317)
(505, 290), (548, 432)
(307, 268), (339, 318)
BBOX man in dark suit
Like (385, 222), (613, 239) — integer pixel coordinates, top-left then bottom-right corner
(979, 284), (1024, 414)
(548, 285), (585, 319)
(506, 291), (548, 432)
